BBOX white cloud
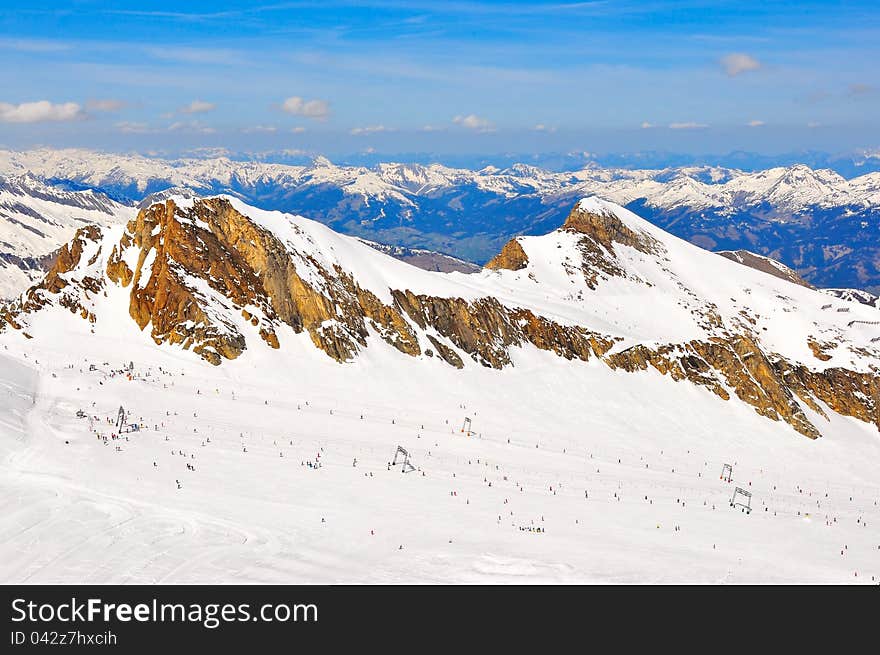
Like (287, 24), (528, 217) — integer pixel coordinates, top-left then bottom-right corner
(281, 96), (330, 121)
(0, 100), (85, 123)
(87, 99), (126, 112)
(241, 125), (277, 134)
(290, 126), (307, 134)
(350, 125), (393, 135)
(532, 123), (557, 133)
(0, 38), (72, 53)
(807, 121), (821, 128)
(640, 121), (654, 129)
(747, 119), (765, 127)
(114, 121), (151, 133)
(420, 124), (445, 132)
(453, 113), (494, 132)
(179, 100), (216, 114)
(720, 53), (761, 77)
(668, 121), (708, 129)
(168, 120), (215, 134)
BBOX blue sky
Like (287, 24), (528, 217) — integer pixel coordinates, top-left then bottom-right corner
(0, 0), (878, 159)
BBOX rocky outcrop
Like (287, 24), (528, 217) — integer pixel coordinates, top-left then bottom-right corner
(563, 202), (662, 255)
(778, 363), (880, 431)
(425, 335), (464, 368)
(552, 202), (663, 289)
(807, 338), (835, 361)
(604, 334), (878, 439)
(1, 225), (104, 328)
(485, 239), (529, 271)
(718, 250), (815, 289)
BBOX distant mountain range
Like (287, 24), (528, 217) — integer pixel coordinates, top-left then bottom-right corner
(1, 148), (879, 294)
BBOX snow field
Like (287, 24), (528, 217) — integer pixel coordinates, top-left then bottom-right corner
(1, 319), (879, 584)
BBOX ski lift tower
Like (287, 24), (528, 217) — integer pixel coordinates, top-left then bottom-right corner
(720, 463), (733, 483)
(730, 487), (752, 514)
(461, 417), (474, 436)
(116, 406), (126, 433)
(392, 445), (416, 473)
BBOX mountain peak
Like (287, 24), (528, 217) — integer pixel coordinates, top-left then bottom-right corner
(309, 155), (334, 169)
(562, 197), (662, 255)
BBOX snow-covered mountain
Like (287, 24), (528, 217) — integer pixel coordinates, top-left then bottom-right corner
(3, 195), (879, 584)
(822, 287), (880, 309)
(2, 148), (879, 292)
(3, 194), (877, 441)
(0, 172), (134, 298)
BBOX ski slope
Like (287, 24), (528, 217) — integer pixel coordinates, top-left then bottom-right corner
(1, 316), (879, 584)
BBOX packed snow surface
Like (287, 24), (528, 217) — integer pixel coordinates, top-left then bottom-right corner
(1, 316), (879, 583)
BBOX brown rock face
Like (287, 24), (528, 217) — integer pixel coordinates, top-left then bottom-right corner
(551, 203), (663, 290)
(774, 362), (880, 430)
(485, 239), (529, 271)
(807, 338), (835, 361)
(106, 199), (424, 364)
(603, 333), (880, 439)
(563, 203), (662, 255)
(1, 224), (104, 327)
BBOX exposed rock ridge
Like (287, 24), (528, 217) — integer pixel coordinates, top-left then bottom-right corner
(563, 202), (663, 255)
(485, 239), (529, 271)
(718, 249), (815, 289)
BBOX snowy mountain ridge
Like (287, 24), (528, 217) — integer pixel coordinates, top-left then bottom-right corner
(5, 148), (880, 210)
(2, 194), (878, 442)
(0, 172), (134, 297)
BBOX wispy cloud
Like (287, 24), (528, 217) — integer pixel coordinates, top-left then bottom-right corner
(114, 121), (151, 133)
(640, 121), (654, 129)
(453, 113), (494, 132)
(0, 100), (85, 123)
(179, 100), (216, 114)
(87, 99), (126, 112)
(106, 9), (242, 22)
(241, 125), (278, 133)
(168, 120), (216, 134)
(720, 53), (761, 77)
(281, 96), (331, 121)
(668, 121), (708, 129)
(0, 37), (72, 53)
(747, 119), (765, 127)
(350, 125), (394, 135)
(145, 46), (245, 66)
(532, 123), (557, 133)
